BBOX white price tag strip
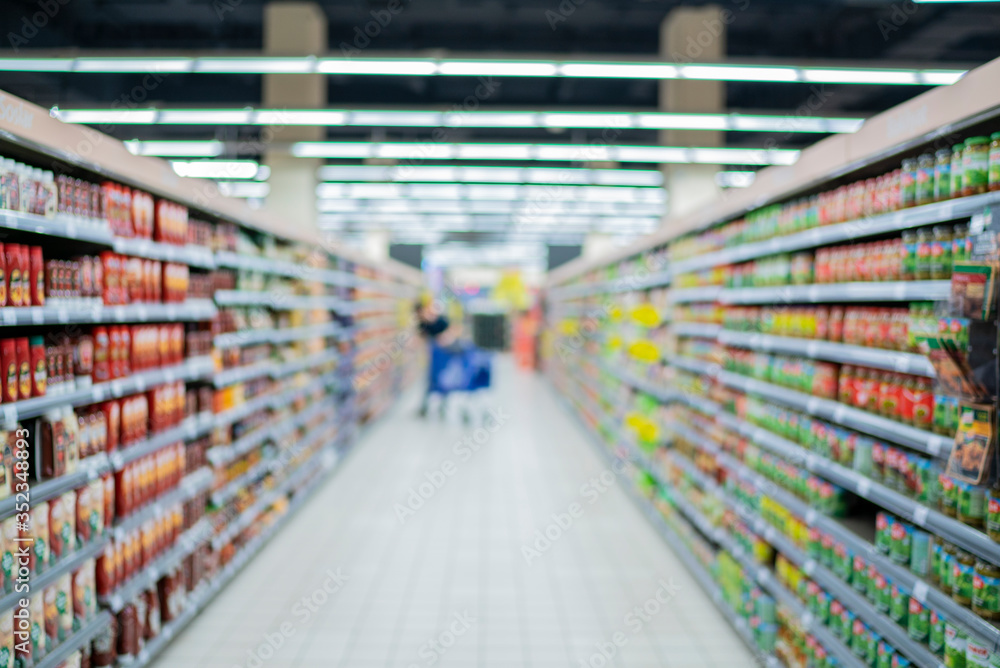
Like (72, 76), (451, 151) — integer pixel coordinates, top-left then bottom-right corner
(756, 567), (770, 583)
(136, 377), (146, 392)
(2, 405), (17, 430)
(833, 406), (848, 423)
(2, 310), (16, 325)
(912, 506), (929, 527)
(928, 437), (944, 457)
(806, 398), (820, 414)
(803, 560), (816, 576)
(92, 386), (106, 402)
(856, 479), (872, 497)
(31, 309), (43, 324)
(805, 509), (818, 526)
(802, 612), (814, 631)
(57, 308), (69, 324)
(912, 581), (929, 603)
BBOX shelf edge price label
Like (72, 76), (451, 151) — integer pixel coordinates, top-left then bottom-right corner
(912, 580), (929, 603)
(2, 310), (16, 326)
(912, 506), (929, 527)
(2, 405), (17, 430)
(30, 309), (44, 325)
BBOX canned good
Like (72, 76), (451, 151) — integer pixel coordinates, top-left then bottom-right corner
(972, 560), (1000, 620)
(954, 550), (976, 606)
(875, 512), (894, 554)
(878, 640), (896, 668)
(957, 481), (987, 528)
(875, 573), (891, 613)
(853, 554), (869, 593)
(986, 486), (1000, 541)
(940, 474), (958, 517)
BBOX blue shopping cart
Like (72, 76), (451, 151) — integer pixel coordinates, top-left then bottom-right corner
(429, 342), (492, 394)
(425, 342), (493, 422)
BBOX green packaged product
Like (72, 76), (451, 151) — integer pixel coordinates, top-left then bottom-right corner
(953, 550), (976, 606)
(951, 144), (965, 197)
(930, 609), (946, 656)
(963, 137), (990, 194)
(901, 158), (918, 207)
(972, 560), (1000, 620)
(890, 520), (912, 565)
(910, 529), (934, 578)
(936, 148), (953, 201)
(875, 573), (891, 613)
(890, 583), (909, 624)
(957, 481), (987, 528)
(967, 638), (991, 667)
(875, 512), (893, 554)
(878, 640), (896, 668)
(989, 485), (1000, 541)
(908, 597), (929, 642)
(853, 554), (869, 593)
(945, 622), (968, 668)
(868, 631), (882, 667)
(941, 474), (959, 516)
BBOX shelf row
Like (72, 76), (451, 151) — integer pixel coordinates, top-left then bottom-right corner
(549, 270), (672, 300)
(213, 290), (346, 312)
(207, 398), (332, 468)
(560, 387), (857, 668)
(0, 355), (214, 429)
(666, 280), (952, 305)
(0, 299), (217, 327)
(213, 322), (343, 349)
(212, 347), (342, 389)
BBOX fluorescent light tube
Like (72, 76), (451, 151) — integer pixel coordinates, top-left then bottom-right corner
(194, 57), (316, 73)
(158, 110), (252, 124)
(559, 63), (679, 79)
(715, 171), (757, 188)
(74, 57), (194, 73)
(446, 112), (539, 127)
(317, 59), (437, 75)
(53, 109), (158, 125)
(170, 160), (260, 179)
(635, 114), (729, 130)
(919, 70), (966, 85)
(680, 65), (799, 82)
(456, 144), (534, 160)
(801, 68), (919, 85)
(347, 111), (444, 126)
(291, 142), (374, 158)
(257, 110), (348, 125)
(0, 58), (73, 72)
(125, 140), (224, 157)
(437, 61), (558, 77)
(540, 113), (635, 129)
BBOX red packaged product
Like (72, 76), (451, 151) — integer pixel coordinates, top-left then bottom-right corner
(92, 327), (110, 382)
(29, 247), (44, 307)
(1, 340), (17, 402)
(15, 338), (29, 401)
(108, 327), (121, 379)
(103, 400), (120, 451)
(0, 242), (6, 306)
(95, 542), (116, 597)
(30, 337), (45, 397)
(120, 327), (131, 377)
(103, 473), (114, 527)
(5, 244), (21, 307)
(18, 246), (30, 307)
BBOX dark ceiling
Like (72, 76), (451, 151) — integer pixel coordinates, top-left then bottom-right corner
(0, 0), (998, 154)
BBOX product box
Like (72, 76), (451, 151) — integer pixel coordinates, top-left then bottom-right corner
(946, 402), (996, 484)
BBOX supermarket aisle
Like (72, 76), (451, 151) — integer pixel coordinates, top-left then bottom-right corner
(152, 358), (755, 668)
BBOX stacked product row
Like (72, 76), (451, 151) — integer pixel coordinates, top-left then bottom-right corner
(547, 103), (1000, 666)
(0, 98), (421, 668)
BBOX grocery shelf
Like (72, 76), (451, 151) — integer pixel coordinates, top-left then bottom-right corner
(33, 611), (113, 668)
(665, 355), (719, 378)
(558, 395), (782, 668)
(211, 458), (273, 507)
(213, 322), (341, 348)
(718, 329), (936, 377)
(271, 348), (340, 378)
(101, 517), (213, 612)
(713, 368), (952, 456)
(0, 536), (109, 614)
(114, 467), (214, 537)
(709, 406), (1000, 568)
(549, 271), (673, 299)
(670, 189), (1000, 276)
(110, 412), (214, 471)
(705, 437), (1000, 656)
(213, 359), (277, 388)
(0, 298), (217, 327)
(667, 286), (721, 303)
(0, 453), (110, 521)
(719, 280), (951, 305)
(671, 322), (722, 339)
(112, 237), (216, 269)
(124, 446), (342, 668)
(214, 290), (346, 311)
(215, 251), (353, 287)
(670, 442), (943, 668)
(0, 355), (213, 428)
(0, 210), (112, 245)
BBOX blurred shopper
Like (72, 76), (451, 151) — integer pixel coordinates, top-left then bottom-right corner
(415, 301), (459, 417)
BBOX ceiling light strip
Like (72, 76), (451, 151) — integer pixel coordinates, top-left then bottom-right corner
(0, 56), (966, 85)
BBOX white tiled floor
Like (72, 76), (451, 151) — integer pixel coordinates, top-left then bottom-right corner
(152, 357), (755, 668)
